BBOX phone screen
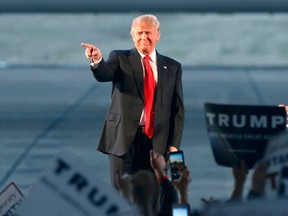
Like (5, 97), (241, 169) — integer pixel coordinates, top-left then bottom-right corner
(169, 151), (185, 180)
(172, 204), (189, 216)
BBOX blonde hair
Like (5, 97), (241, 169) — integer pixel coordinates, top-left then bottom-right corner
(131, 14), (160, 32)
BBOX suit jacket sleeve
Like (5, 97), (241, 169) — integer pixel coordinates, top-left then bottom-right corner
(90, 50), (119, 82)
(167, 62), (185, 150)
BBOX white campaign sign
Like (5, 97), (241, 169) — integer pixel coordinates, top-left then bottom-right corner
(262, 132), (288, 198)
(0, 182), (24, 216)
(16, 151), (132, 216)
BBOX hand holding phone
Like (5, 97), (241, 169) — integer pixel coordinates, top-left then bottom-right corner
(169, 150), (185, 180)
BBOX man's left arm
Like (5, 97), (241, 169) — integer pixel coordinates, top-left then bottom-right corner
(168, 63), (185, 152)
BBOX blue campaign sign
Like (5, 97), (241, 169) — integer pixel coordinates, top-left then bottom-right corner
(204, 103), (286, 169)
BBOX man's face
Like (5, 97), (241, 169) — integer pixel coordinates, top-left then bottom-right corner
(131, 20), (160, 55)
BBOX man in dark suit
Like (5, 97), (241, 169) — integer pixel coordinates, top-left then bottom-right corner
(81, 14), (185, 189)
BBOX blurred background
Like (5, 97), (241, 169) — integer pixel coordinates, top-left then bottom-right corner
(1, 13), (288, 67)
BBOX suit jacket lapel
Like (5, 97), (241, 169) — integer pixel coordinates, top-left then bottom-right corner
(129, 48), (144, 102)
(155, 53), (167, 111)
(128, 49), (169, 106)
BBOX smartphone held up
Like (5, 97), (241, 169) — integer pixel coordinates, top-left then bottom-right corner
(172, 203), (190, 216)
(169, 150), (185, 180)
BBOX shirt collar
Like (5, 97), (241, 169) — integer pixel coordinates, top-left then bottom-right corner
(137, 49), (157, 63)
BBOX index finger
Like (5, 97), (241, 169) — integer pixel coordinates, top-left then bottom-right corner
(80, 43), (94, 49)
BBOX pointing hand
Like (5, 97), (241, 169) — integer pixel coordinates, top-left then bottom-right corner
(81, 43), (102, 63)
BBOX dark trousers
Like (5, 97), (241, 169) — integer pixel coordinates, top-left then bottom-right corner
(109, 126), (154, 189)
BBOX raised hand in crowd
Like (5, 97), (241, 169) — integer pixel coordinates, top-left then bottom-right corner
(150, 149), (192, 216)
(278, 104), (288, 111)
(278, 104), (288, 127)
(172, 164), (191, 204)
(149, 149), (167, 180)
(248, 161), (267, 199)
(202, 160), (248, 204)
(230, 160), (248, 201)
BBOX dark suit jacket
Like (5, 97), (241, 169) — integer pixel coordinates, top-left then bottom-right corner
(91, 48), (185, 157)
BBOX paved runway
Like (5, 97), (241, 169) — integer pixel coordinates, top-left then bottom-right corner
(0, 64), (287, 209)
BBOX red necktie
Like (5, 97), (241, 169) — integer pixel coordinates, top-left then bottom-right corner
(143, 55), (156, 138)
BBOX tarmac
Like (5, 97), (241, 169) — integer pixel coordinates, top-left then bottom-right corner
(0, 63), (287, 209)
